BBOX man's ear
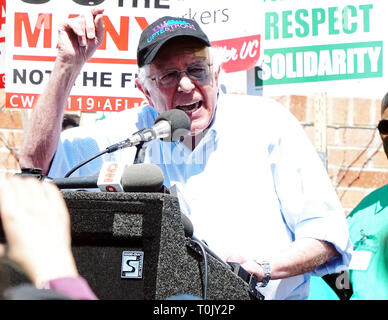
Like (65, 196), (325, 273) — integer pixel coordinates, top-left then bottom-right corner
(213, 65), (221, 88)
(136, 78), (153, 107)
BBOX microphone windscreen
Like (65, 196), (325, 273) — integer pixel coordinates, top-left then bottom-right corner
(155, 109), (191, 141)
(121, 163), (164, 192)
(180, 213), (194, 238)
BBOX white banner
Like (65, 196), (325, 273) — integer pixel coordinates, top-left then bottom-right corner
(4, 0), (262, 112)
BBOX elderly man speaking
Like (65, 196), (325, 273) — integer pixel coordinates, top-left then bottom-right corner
(19, 8), (352, 300)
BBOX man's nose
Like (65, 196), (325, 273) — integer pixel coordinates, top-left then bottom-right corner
(177, 73), (195, 93)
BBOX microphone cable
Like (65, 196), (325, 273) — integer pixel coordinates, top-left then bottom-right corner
(64, 130), (151, 177)
(190, 239), (209, 300)
(64, 149), (107, 178)
(64, 133), (141, 177)
(64, 136), (138, 177)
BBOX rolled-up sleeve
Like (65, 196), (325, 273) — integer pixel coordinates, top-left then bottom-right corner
(269, 104), (353, 276)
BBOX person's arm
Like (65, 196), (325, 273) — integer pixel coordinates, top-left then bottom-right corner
(225, 238), (339, 283)
(46, 276), (97, 300)
(18, 8), (105, 175)
(0, 175), (97, 299)
(225, 100), (351, 286)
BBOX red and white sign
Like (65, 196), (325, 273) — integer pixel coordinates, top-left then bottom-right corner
(212, 35), (261, 73)
(4, 0), (263, 111)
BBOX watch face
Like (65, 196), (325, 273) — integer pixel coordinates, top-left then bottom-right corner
(255, 260), (271, 287)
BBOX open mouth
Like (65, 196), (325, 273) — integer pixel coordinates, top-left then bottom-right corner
(176, 100), (203, 114)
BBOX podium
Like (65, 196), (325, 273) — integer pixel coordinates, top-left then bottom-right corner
(1, 191), (256, 300)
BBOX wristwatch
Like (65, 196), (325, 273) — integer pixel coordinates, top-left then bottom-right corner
(255, 260), (271, 287)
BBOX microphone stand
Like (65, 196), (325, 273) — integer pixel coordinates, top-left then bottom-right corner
(133, 142), (146, 164)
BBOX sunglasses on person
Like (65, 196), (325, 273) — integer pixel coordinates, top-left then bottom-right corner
(148, 62), (213, 88)
(377, 119), (388, 135)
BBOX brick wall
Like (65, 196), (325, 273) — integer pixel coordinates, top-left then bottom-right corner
(0, 89), (24, 176)
(272, 94), (385, 216)
(1, 89), (386, 215)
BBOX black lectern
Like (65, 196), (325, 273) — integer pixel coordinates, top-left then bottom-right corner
(1, 191), (257, 300)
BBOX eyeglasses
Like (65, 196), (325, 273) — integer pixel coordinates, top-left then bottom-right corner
(377, 119), (388, 135)
(148, 62), (212, 88)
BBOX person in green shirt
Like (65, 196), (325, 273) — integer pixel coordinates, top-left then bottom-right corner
(309, 92), (388, 300)
(346, 186), (388, 299)
(346, 92), (388, 299)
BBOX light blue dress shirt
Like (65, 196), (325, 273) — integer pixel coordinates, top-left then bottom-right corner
(49, 93), (352, 299)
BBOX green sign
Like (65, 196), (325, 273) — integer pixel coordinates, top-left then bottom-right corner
(257, 41), (382, 85)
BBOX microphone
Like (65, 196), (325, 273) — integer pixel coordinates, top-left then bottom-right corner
(51, 163), (164, 192)
(106, 109), (191, 153)
(64, 109), (190, 178)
